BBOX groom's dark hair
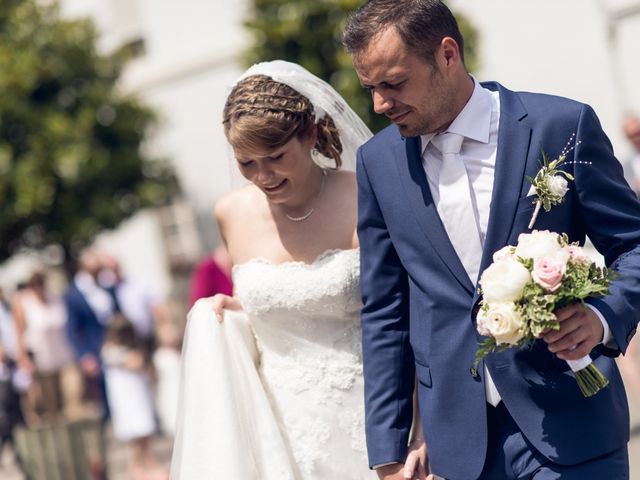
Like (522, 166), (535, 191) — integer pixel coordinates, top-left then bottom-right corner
(343, 0), (465, 67)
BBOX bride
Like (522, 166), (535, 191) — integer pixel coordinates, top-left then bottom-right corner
(171, 60), (426, 479)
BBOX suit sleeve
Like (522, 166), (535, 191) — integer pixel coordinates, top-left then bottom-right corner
(357, 148), (414, 467)
(574, 104), (640, 355)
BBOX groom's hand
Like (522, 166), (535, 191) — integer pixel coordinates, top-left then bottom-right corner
(377, 463), (431, 480)
(542, 303), (604, 361)
(403, 437), (430, 480)
(376, 463), (405, 479)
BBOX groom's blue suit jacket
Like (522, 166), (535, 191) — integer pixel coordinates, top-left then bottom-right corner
(357, 82), (640, 479)
(65, 283), (106, 361)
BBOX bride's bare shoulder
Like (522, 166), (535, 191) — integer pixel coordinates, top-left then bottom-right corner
(215, 184), (263, 225)
(329, 170), (357, 199)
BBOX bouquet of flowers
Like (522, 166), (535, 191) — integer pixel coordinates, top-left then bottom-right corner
(474, 230), (615, 397)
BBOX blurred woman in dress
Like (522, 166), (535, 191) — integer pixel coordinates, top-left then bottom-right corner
(12, 271), (72, 424)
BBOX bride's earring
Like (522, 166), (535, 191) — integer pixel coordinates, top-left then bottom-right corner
(310, 147), (330, 168)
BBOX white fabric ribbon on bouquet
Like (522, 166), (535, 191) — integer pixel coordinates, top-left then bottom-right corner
(566, 355), (593, 372)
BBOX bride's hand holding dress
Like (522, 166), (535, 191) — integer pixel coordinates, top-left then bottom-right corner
(207, 293), (243, 322)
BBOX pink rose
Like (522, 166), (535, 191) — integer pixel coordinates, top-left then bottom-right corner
(532, 256), (567, 292)
(565, 245), (591, 264)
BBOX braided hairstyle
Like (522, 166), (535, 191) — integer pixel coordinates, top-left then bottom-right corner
(223, 75), (343, 169)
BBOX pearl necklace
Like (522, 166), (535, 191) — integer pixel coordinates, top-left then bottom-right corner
(284, 170), (327, 222)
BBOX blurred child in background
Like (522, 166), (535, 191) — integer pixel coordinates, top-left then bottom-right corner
(101, 314), (167, 479)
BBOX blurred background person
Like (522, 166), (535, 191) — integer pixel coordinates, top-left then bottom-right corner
(618, 115), (640, 410)
(151, 320), (181, 437)
(624, 114), (640, 196)
(187, 244), (233, 307)
(65, 248), (115, 421)
(98, 251), (172, 359)
(12, 271), (72, 425)
(0, 288), (18, 364)
(98, 251), (181, 439)
(101, 315), (166, 480)
(0, 288), (24, 472)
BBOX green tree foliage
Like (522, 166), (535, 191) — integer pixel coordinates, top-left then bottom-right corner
(244, 0), (480, 133)
(0, 0), (172, 263)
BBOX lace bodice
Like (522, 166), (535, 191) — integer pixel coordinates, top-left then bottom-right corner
(233, 248), (372, 479)
(233, 248), (360, 312)
(234, 248), (361, 345)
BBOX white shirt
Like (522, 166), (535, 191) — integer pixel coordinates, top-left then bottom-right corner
(74, 271), (114, 326)
(0, 302), (17, 360)
(114, 278), (161, 339)
(421, 78), (501, 405)
(421, 77), (498, 251)
(628, 152), (640, 180)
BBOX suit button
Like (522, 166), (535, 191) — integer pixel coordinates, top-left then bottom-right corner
(470, 367), (479, 378)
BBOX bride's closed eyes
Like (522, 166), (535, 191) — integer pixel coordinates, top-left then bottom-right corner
(238, 152), (285, 169)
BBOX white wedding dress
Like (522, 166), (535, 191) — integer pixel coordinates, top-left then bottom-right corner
(171, 248), (375, 479)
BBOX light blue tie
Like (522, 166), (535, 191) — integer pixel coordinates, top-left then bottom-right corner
(430, 132), (482, 284)
(431, 132), (501, 406)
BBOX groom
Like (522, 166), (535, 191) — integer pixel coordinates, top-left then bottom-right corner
(344, 1), (640, 478)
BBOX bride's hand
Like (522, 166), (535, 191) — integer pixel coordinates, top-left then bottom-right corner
(207, 294), (243, 322)
(403, 436), (430, 480)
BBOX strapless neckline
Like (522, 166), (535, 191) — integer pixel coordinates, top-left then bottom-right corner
(232, 248), (359, 272)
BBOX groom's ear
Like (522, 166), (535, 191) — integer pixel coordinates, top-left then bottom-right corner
(439, 36), (462, 69)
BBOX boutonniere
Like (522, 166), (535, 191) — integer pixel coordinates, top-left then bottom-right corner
(527, 135), (581, 229)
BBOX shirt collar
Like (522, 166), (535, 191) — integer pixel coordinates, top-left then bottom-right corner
(421, 76), (493, 156)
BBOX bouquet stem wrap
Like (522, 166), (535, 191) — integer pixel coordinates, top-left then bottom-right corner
(566, 356), (609, 397)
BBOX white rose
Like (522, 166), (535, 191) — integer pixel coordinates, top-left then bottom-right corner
(515, 230), (564, 261)
(480, 258), (531, 303)
(492, 245), (515, 263)
(482, 302), (524, 346)
(546, 175), (569, 197)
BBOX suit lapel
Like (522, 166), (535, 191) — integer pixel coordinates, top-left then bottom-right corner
(473, 83), (533, 306)
(72, 283), (100, 324)
(396, 135), (475, 295)
(395, 84), (535, 300)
